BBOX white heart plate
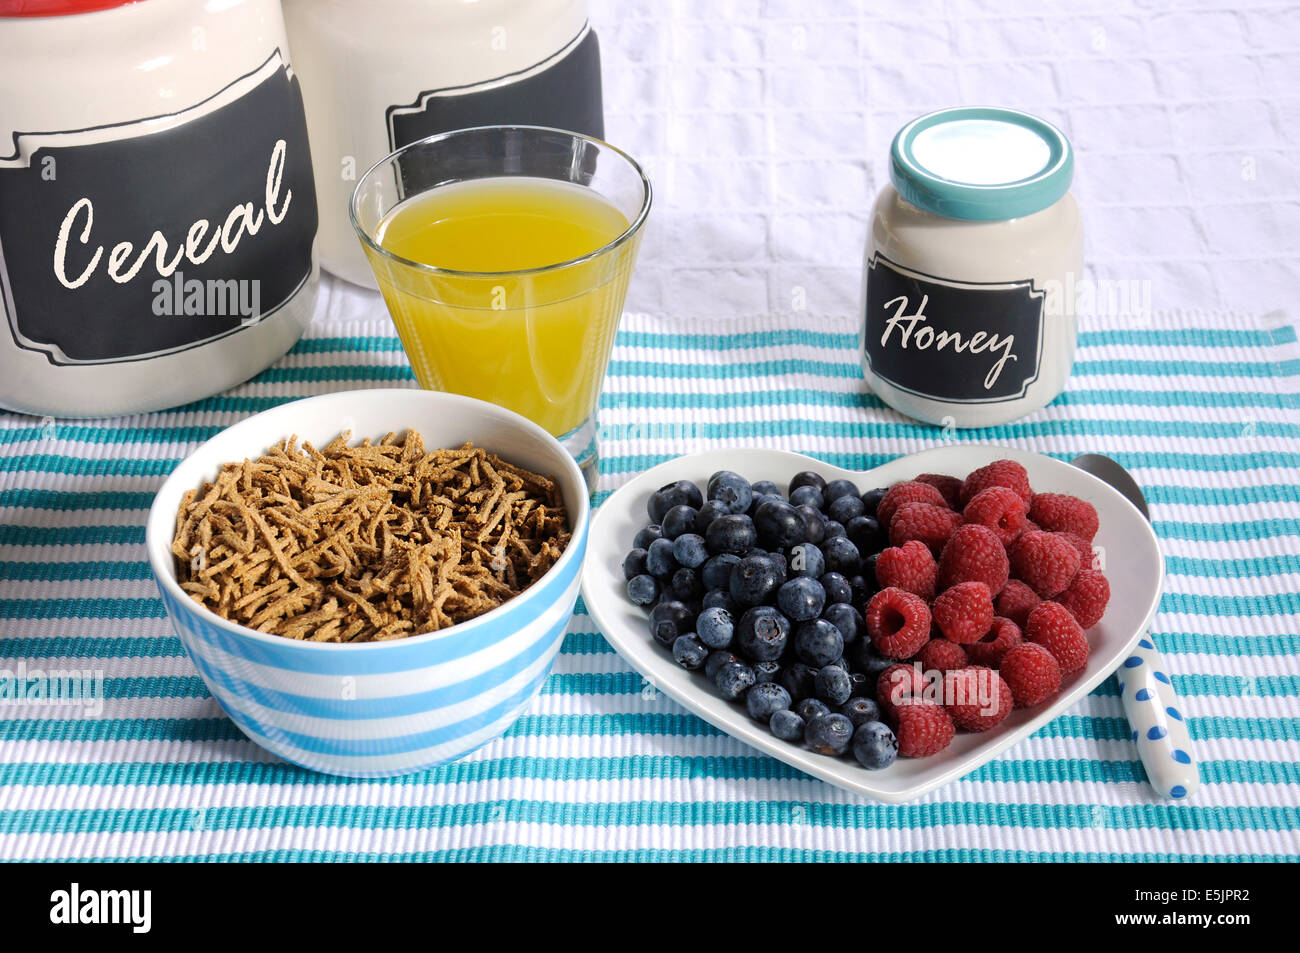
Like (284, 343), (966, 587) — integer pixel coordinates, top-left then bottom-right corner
(580, 445), (1165, 803)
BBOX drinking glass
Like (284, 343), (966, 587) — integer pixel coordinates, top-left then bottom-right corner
(350, 125), (651, 490)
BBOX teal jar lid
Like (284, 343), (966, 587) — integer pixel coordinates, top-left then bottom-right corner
(889, 106), (1074, 222)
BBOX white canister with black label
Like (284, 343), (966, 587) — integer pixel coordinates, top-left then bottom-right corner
(0, 0), (319, 418)
(860, 107), (1082, 429)
(283, 0), (604, 288)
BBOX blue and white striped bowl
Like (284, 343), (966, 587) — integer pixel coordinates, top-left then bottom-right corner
(146, 389), (589, 777)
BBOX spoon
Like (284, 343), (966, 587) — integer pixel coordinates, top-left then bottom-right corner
(1071, 453), (1199, 800)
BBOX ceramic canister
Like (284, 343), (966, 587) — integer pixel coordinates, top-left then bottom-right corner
(860, 107), (1083, 429)
(0, 0), (319, 418)
(282, 0), (604, 288)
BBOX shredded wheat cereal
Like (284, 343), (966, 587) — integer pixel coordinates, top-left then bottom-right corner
(171, 432), (571, 642)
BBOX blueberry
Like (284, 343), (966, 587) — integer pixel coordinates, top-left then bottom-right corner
(730, 554), (781, 607)
(705, 514), (757, 555)
(824, 479), (861, 504)
(701, 588), (739, 615)
(646, 537), (679, 577)
(770, 709), (806, 742)
(746, 681), (792, 722)
(626, 573), (659, 606)
(713, 660), (756, 700)
(805, 712), (854, 756)
(701, 553), (741, 590)
(840, 696), (882, 727)
(695, 605), (735, 649)
(753, 660), (782, 684)
(751, 480), (783, 498)
(788, 471), (827, 495)
(694, 499), (730, 534)
(787, 541), (826, 580)
(662, 504), (700, 540)
(794, 618), (844, 667)
(823, 520), (846, 539)
(852, 721), (898, 769)
(814, 665), (852, 706)
(704, 650), (742, 681)
(848, 574), (874, 606)
(671, 566), (704, 601)
(672, 634), (708, 671)
(753, 498), (808, 550)
(622, 548), (649, 580)
(845, 515), (881, 555)
(862, 552), (881, 587)
(821, 572), (852, 605)
(860, 487), (888, 518)
(827, 494), (865, 525)
(794, 697), (831, 722)
(854, 639), (895, 680)
(633, 524), (663, 550)
(776, 576), (826, 622)
(768, 551), (789, 585)
(672, 533), (709, 569)
(707, 470), (754, 515)
(735, 605), (791, 662)
(789, 484), (825, 510)
(821, 535), (862, 576)
(780, 662), (818, 702)
(795, 505), (826, 545)
(821, 602), (864, 645)
(823, 656), (850, 675)
(648, 600), (695, 647)
(649, 480), (703, 523)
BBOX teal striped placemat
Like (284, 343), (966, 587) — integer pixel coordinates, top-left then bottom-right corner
(1, 308), (1298, 861)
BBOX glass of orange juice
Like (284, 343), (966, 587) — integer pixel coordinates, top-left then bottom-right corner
(350, 125), (651, 490)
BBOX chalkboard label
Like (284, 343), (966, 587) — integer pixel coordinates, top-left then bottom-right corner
(863, 254), (1044, 403)
(0, 51), (317, 366)
(386, 25), (604, 151)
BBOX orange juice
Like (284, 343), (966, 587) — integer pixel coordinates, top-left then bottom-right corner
(369, 177), (636, 437)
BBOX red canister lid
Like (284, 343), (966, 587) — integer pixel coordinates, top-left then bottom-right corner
(0, 0), (143, 16)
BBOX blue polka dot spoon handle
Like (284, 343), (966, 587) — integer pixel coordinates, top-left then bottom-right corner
(1118, 637), (1199, 799)
(1072, 453), (1198, 800)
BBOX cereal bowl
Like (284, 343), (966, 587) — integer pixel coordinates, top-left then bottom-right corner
(146, 389), (589, 778)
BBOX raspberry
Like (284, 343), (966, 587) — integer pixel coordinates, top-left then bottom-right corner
(938, 523), (1010, 594)
(1009, 530), (1081, 598)
(966, 615), (1023, 667)
(878, 480), (948, 528)
(1058, 569), (1111, 629)
(889, 501), (962, 553)
(877, 662), (925, 717)
(960, 459), (1033, 508)
(1059, 531), (1096, 568)
(1026, 601), (1090, 675)
(918, 638), (970, 673)
(915, 473), (963, 509)
(931, 581), (994, 644)
(893, 699), (955, 757)
(866, 587), (932, 659)
(943, 666), (1013, 732)
(1029, 493), (1099, 542)
(875, 539), (937, 600)
(962, 485), (1029, 546)
(999, 642), (1062, 707)
(994, 579), (1040, 627)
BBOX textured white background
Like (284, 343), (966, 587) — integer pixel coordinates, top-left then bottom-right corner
(323, 0), (1300, 329)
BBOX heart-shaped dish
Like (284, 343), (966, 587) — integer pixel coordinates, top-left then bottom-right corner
(581, 445), (1165, 803)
